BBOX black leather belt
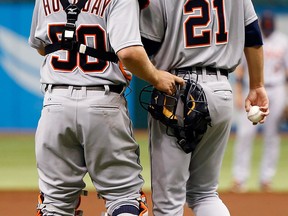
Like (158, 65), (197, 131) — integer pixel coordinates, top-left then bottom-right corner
(176, 66), (230, 77)
(48, 85), (124, 94)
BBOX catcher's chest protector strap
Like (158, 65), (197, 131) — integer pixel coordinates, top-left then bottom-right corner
(60, 0), (87, 50)
(44, 0), (119, 63)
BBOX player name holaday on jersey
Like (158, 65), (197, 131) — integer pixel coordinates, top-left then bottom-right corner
(43, 0), (111, 17)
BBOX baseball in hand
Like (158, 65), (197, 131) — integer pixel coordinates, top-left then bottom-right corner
(247, 106), (263, 123)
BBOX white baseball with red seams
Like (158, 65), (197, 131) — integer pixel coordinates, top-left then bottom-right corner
(247, 105), (263, 123)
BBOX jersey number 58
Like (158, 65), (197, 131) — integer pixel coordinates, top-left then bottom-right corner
(47, 24), (109, 73)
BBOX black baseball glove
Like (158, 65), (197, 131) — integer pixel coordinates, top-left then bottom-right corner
(140, 78), (211, 154)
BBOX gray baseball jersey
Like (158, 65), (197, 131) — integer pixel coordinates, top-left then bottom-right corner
(29, 0), (142, 86)
(140, 0), (257, 71)
(140, 0), (259, 215)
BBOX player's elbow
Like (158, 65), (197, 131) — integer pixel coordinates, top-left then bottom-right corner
(117, 45), (145, 63)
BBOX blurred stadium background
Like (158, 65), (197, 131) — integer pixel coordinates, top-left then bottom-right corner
(0, 0), (288, 192)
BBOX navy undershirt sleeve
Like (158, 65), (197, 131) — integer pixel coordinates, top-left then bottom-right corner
(245, 20), (263, 47)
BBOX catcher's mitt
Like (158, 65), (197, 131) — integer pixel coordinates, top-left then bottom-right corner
(140, 76), (211, 154)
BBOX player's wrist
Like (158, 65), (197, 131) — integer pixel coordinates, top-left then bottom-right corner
(249, 82), (264, 89)
(147, 69), (160, 86)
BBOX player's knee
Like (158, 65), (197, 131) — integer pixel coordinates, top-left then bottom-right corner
(106, 191), (148, 216)
(112, 205), (140, 215)
(108, 205), (148, 216)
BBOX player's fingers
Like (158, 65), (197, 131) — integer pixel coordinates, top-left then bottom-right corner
(258, 115), (267, 124)
(166, 87), (173, 96)
(174, 76), (185, 86)
(161, 83), (174, 96)
(259, 106), (269, 114)
(258, 105), (270, 118)
(261, 110), (269, 117)
(171, 82), (178, 95)
(245, 101), (251, 112)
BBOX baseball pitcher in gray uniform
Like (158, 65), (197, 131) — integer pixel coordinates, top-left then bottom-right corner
(140, 0), (269, 215)
(28, 0), (184, 215)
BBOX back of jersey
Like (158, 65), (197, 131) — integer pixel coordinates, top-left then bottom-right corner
(29, 0), (142, 86)
(140, 0), (258, 71)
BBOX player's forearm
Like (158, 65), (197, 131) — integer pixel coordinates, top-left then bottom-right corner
(117, 46), (160, 85)
(244, 46), (264, 89)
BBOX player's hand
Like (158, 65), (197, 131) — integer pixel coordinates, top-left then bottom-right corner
(245, 86), (269, 124)
(153, 70), (185, 95)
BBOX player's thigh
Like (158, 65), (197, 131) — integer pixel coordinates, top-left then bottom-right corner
(36, 92), (86, 177)
(83, 93), (143, 199)
(187, 79), (233, 194)
(36, 92), (87, 213)
(204, 78), (233, 125)
(148, 115), (191, 215)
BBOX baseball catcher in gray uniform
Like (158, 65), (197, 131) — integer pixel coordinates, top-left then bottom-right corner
(28, 0), (184, 215)
(140, 0), (269, 215)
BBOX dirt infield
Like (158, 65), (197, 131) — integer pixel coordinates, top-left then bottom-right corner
(1, 190), (288, 216)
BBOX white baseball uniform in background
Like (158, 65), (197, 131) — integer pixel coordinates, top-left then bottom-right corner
(232, 30), (288, 191)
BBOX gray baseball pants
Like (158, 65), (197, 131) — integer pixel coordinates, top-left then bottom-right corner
(35, 85), (144, 216)
(148, 71), (233, 216)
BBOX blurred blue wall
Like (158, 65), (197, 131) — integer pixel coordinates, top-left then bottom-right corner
(0, 3), (43, 131)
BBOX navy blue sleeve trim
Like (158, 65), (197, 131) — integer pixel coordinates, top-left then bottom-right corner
(141, 37), (162, 56)
(245, 20), (263, 47)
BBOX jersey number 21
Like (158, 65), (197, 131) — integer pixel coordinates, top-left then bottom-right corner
(184, 0), (228, 48)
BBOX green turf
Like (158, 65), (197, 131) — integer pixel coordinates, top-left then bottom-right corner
(0, 134), (38, 190)
(220, 135), (288, 192)
(0, 131), (287, 192)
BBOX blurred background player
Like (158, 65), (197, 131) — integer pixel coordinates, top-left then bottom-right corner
(231, 10), (288, 192)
